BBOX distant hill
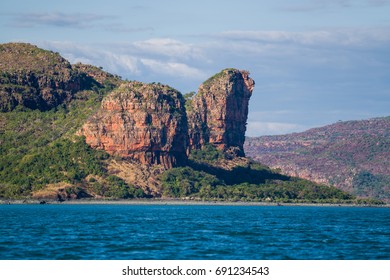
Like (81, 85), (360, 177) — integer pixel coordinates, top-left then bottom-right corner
(245, 117), (390, 201)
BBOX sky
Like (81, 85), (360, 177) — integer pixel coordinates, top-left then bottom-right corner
(1, 0), (389, 136)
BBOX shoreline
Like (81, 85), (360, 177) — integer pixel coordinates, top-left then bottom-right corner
(1, 198), (389, 208)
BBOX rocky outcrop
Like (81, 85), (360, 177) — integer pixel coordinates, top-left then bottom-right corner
(79, 69), (254, 169)
(187, 69), (254, 156)
(79, 82), (188, 169)
(0, 43), (95, 111)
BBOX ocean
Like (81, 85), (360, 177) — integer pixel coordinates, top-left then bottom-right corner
(0, 204), (389, 259)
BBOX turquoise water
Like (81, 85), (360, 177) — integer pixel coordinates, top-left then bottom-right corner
(0, 204), (389, 259)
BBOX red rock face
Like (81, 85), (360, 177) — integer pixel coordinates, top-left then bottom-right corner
(79, 82), (188, 169)
(188, 69), (255, 156)
(80, 69), (254, 168)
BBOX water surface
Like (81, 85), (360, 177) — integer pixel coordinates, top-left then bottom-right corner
(0, 204), (389, 259)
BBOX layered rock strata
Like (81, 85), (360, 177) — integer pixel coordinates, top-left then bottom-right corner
(80, 69), (254, 169)
(187, 69), (254, 156)
(79, 82), (188, 169)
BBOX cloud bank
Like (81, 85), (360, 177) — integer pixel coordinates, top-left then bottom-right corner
(10, 12), (109, 28)
(38, 26), (390, 135)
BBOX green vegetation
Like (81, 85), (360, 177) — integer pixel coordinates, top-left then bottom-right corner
(189, 143), (225, 163)
(0, 135), (104, 199)
(160, 167), (222, 197)
(0, 43), (71, 73)
(352, 171), (390, 201)
(183, 91), (195, 112)
(1, 136), (106, 189)
(160, 145), (380, 204)
(89, 175), (146, 199)
(202, 68), (237, 88)
(160, 165), (374, 203)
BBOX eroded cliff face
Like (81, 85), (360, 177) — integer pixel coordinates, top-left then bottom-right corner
(79, 68), (254, 170)
(79, 82), (188, 169)
(187, 69), (254, 157)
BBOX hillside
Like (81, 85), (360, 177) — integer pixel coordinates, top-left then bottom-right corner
(245, 117), (390, 201)
(0, 42), (381, 204)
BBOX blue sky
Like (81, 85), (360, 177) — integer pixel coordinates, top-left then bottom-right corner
(1, 0), (390, 136)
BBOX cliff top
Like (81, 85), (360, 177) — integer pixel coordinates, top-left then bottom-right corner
(107, 81), (182, 101)
(200, 68), (252, 92)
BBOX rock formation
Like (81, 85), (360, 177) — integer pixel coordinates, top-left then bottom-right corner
(187, 69), (254, 157)
(79, 82), (188, 169)
(79, 68), (254, 169)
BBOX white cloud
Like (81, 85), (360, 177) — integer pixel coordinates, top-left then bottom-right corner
(279, 0), (390, 12)
(11, 12), (109, 28)
(8, 11), (153, 35)
(36, 26), (390, 135)
(40, 41), (140, 76)
(132, 38), (204, 59)
(38, 40), (208, 87)
(368, 0), (390, 6)
(219, 29), (390, 47)
(104, 24), (154, 33)
(102, 52), (140, 75)
(140, 58), (206, 79)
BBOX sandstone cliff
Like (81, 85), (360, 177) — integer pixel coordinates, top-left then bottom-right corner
(79, 68), (254, 170)
(79, 82), (188, 169)
(187, 69), (254, 157)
